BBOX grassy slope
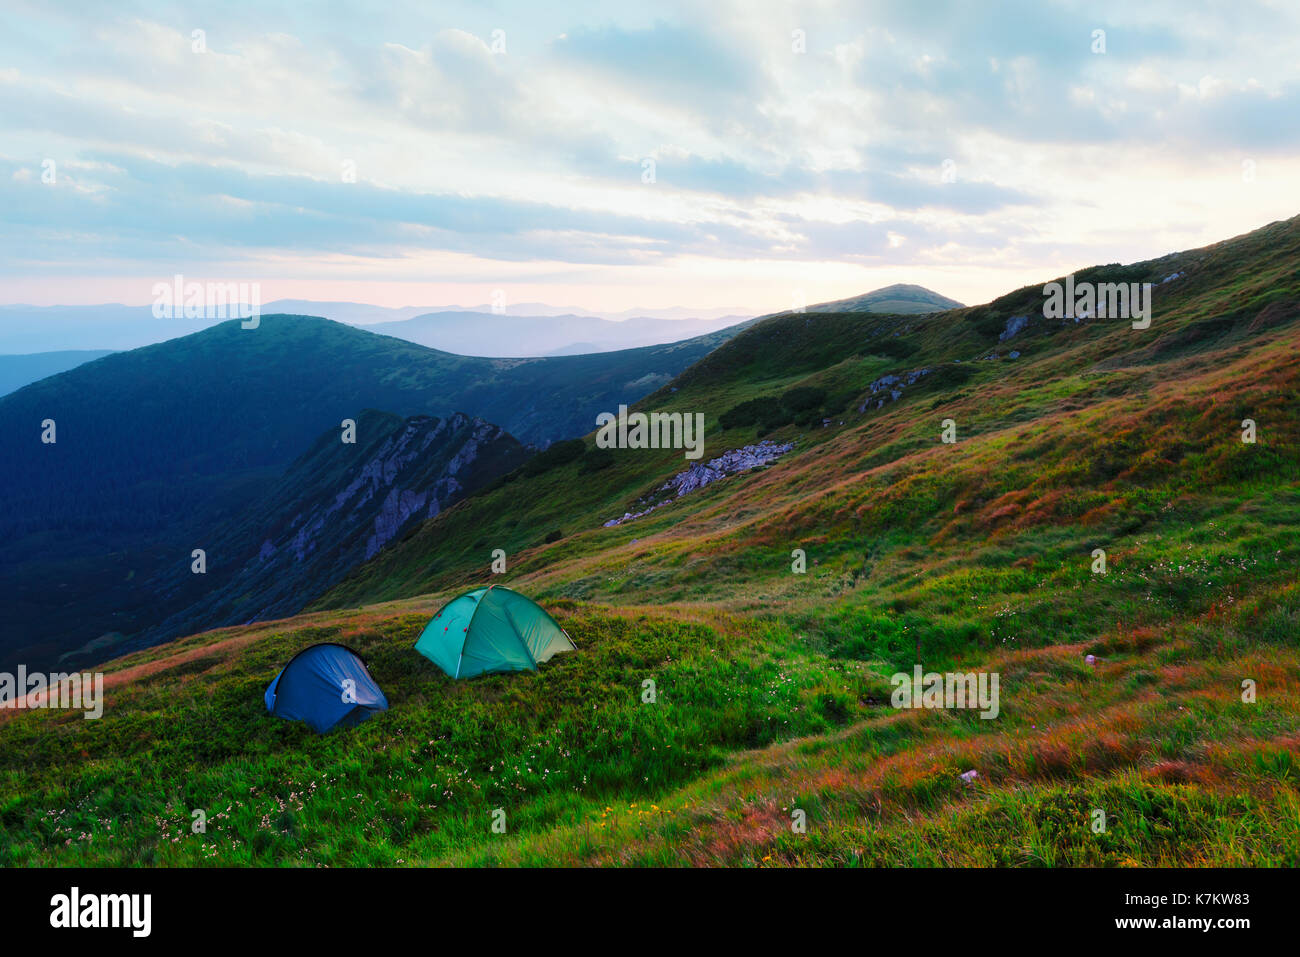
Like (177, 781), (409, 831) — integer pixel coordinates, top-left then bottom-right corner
(1, 218), (1298, 866)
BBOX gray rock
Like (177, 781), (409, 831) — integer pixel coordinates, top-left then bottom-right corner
(858, 367), (930, 412)
(604, 440), (794, 527)
(998, 315), (1030, 341)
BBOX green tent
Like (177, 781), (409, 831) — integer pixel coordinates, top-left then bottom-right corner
(414, 585), (576, 679)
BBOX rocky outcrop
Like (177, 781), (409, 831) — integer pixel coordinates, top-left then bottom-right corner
(999, 315), (1031, 341)
(365, 487), (431, 559)
(142, 410), (529, 644)
(859, 367), (931, 412)
(273, 412), (519, 576)
(605, 440), (793, 526)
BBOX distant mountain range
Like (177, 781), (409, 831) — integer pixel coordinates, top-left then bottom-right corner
(0, 284), (961, 358)
(363, 311), (751, 356)
(0, 350), (114, 396)
(0, 300), (752, 356)
(408, 302), (751, 322)
(0, 304), (229, 353)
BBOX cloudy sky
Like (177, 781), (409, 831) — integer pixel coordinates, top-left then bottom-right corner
(2, 0), (1299, 314)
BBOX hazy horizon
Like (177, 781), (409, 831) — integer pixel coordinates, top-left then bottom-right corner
(0, 294), (757, 320)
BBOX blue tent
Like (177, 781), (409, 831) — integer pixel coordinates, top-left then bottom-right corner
(264, 643), (389, 733)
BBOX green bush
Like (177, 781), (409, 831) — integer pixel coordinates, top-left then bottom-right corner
(579, 445), (616, 473)
(720, 386), (832, 433)
(720, 396), (784, 430)
(522, 438), (586, 476)
(780, 385), (828, 413)
(870, 338), (918, 360)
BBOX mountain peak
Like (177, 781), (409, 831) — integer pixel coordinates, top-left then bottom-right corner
(803, 284), (965, 315)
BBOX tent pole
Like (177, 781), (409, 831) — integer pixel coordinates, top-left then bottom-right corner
(454, 587), (490, 680)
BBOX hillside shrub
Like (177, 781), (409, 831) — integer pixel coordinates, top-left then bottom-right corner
(720, 395), (784, 430)
(522, 438), (586, 476)
(720, 386), (833, 433)
(579, 445), (617, 473)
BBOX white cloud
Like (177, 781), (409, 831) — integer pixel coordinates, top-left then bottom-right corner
(0, 0), (1298, 311)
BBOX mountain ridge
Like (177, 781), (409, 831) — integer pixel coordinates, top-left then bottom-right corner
(118, 409), (530, 661)
(0, 314), (743, 668)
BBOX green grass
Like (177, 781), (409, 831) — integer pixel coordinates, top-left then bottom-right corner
(0, 606), (875, 865)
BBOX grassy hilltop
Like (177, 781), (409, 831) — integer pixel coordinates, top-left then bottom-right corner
(1, 217), (1298, 866)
